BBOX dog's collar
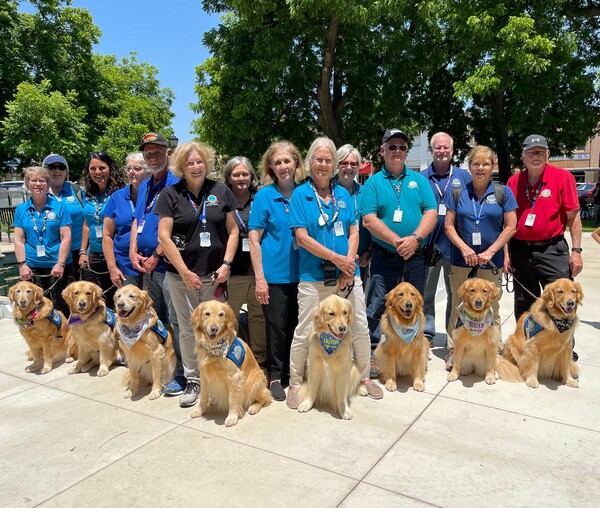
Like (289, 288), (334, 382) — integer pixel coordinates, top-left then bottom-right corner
(118, 314), (151, 349)
(457, 305), (493, 338)
(388, 315), (421, 344)
(68, 307), (115, 329)
(202, 335), (246, 367)
(16, 304), (41, 329)
(319, 332), (344, 355)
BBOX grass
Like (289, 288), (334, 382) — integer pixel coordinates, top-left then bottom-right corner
(582, 218), (599, 232)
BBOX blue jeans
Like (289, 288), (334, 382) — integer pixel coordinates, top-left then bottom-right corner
(423, 257), (452, 339)
(366, 247), (427, 346)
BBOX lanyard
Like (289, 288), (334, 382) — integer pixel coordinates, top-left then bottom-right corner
(186, 191), (207, 230)
(471, 194), (487, 232)
(388, 172), (406, 209)
(90, 194), (107, 225)
(431, 168), (453, 199)
(234, 198), (252, 234)
(311, 181), (339, 226)
(143, 179), (166, 216)
(525, 180), (543, 209)
(29, 209), (49, 245)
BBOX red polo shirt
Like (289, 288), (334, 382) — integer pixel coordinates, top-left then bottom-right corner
(507, 164), (579, 242)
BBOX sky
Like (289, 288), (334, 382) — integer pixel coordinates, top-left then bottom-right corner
(29, 0), (221, 140)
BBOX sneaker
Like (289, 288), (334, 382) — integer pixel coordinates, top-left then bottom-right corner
(361, 379), (383, 400)
(269, 380), (286, 401)
(163, 375), (187, 396)
(286, 385), (300, 409)
(445, 353), (454, 372)
(179, 380), (200, 408)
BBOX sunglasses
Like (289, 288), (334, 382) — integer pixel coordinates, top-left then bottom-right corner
(47, 164), (67, 171)
(387, 145), (408, 152)
(89, 151), (108, 158)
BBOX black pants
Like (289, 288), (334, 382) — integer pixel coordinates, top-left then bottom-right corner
(508, 237), (571, 320)
(82, 250), (115, 309)
(262, 283), (298, 383)
(30, 264), (73, 316)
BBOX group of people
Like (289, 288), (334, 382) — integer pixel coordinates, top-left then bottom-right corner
(13, 129), (583, 410)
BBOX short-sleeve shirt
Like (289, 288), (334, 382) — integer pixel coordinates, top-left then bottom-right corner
(82, 190), (111, 253)
(14, 194), (73, 268)
(421, 165), (471, 259)
(444, 181), (518, 268)
(333, 178), (371, 256)
(289, 181), (358, 282)
(360, 166), (437, 252)
(154, 179), (238, 276)
(507, 165), (579, 242)
(103, 185), (137, 276)
(230, 192), (254, 276)
(248, 183), (299, 284)
(52, 182), (84, 251)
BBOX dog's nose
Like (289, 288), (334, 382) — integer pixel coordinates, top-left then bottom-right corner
(338, 325), (347, 333)
(209, 325), (219, 334)
(405, 302), (413, 309)
(475, 299), (483, 308)
(117, 301), (125, 308)
(565, 299), (575, 308)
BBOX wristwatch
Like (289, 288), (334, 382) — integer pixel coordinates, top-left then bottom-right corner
(152, 251), (162, 259)
(412, 233), (423, 244)
(222, 260), (232, 266)
(571, 247), (582, 253)
(17, 260), (26, 267)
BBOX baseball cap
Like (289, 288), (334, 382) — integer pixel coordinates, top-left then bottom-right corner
(139, 132), (168, 150)
(382, 128), (409, 144)
(42, 154), (67, 167)
(522, 134), (548, 152)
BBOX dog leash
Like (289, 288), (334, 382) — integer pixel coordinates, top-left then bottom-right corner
(467, 261), (499, 280)
(337, 281), (355, 299)
(505, 267), (538, 300)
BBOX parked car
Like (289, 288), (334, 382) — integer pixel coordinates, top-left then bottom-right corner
(0, 180), (27, 207)
(577, 182), (595, 209)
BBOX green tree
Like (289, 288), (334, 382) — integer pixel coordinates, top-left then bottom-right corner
(0, 79), (88, 164)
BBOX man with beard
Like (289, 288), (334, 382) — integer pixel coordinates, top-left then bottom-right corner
(420, 132), (471, 345)
(129, 132), (184, 393)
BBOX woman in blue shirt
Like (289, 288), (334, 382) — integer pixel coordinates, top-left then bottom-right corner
(103, 152), (149, 289)
(79, 151), (127, 306)
(13, 166), (72, 315)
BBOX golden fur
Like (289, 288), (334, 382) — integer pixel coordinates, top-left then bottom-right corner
(9, 281), (72, 374)
(374, 282), (429, 392)
(114, 285), (176, 400)
(62, 281), (117, 377)
(190, 300), (271, 427)
(447, 278), (500, 385)
(498, 278), (582, 388)
(298, 294), (364, 420)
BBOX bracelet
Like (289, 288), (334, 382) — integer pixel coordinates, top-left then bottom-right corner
(57, 262), (66, 268)
(571, 247), (583, 253)
(17, 260), (26, 267)
(79, 249), (88, 255)
(222, 260), (232, 266)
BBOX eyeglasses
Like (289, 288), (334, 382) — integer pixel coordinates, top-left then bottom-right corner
(339, 161), (359, 169)
(126, 166), (144, 172)
(186, 160), (205, 168)
(28, 179), (48, 184)
(47, 164), (67, 171)
(387, 145), (408, 152)
(312, 156), (333, 166)
(470, 162), (492, 169)
(524, 149), (547, 157)
(143, 149), (166, 159)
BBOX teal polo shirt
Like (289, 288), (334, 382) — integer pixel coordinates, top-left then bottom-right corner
(360, 166), (437, 253)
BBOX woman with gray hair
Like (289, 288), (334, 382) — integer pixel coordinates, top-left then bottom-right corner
(286, 137), (383, 409)
(223, 156), (267, 372)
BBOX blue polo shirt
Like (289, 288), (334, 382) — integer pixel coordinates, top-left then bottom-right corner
(289, 181), (358, 282)
(248, 183), (299, 284)
(103, 185), (137, 276)
(13, 194), (73, 268)
(420, 165), (471, 259)
(444, 181), (518, 268)
(134, 171), (180, 273)
(360, 166), (437, 252)
(333, 178), (371, 256)
(82, 190), (110, 253)
(52, 182), (84, 251)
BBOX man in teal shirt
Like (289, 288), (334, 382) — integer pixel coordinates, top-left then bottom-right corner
(360, 128), (437, 345)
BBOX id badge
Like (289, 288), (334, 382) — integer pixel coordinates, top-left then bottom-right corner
(200, 232), (211, 247)
(334, 221), (344, 237)
(292, 236), (299, 250)
(36, 245), (46, 257)
(472, 232), (482, 246)
(95, 225), (103, 238)
(242, 238), (250, 252)
(393, 209), (403, 223)
(356, 219), (360, 231)
(438, 203), (447, 216)
(137, 220), (145, 234)
(525, 213), (536, 226)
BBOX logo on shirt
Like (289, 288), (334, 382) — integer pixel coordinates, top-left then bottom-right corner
(486, 195), (497, 204)
(47, 212), (58, 220)
(66, 196), (76, 203)
(541, 189), (552, 198)
(338, 200), (347, 209)
(206, 195), (219, 206)
(451, 178), (462, 187)
(408, 181), (418, 189)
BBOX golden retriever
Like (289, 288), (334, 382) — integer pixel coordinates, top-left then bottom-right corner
(374, 282), (429, 392)
(298, 294), (364, 420)
(498, 278), (582, 388)
(62, 281), (117, 377)
(190, 300), (271, 427)
(447, 278), (500, 385)
(114, 285), (176, 400)
(9, 281), (72, 374)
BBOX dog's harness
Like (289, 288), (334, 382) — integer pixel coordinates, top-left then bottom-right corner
(202, 336), (246, 368)
(388, 315), (422, 345)
(456, 305), (494, 338)
(16, 305), (62, 331)
(524, 314), (574, 340)
(319, 332), (344, 355)
(117, 314), (168, 349)
(68, 307), (116, 329)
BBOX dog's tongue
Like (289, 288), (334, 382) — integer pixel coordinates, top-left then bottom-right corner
(117, 310), (129, 318)
(563, 307), (574, 315)
(334, 332), (344, 339)
(402, 309), (413, 318)
(209, 333), (217, 340)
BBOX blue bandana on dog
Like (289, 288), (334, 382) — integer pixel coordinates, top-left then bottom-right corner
(388, 315), (421, 344)
(319, 332), (343, 355)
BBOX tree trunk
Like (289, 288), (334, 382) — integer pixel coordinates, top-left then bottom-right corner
(490, 93), (511, 183)
(316, 13), (342, 146)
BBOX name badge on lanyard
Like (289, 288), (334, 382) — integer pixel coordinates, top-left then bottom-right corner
(242, 238), (250, 251)
(334, 221), (344, 236)
(525, 213), (536, 226)
(36, 245), (46, 257)
(438, 203), (447, 216)
(393, 209), (403, 223)
(200, 231), (211, 247)
(95, 225), (103, 238)
(472, 232), (482, 245)
(137, 220), (145, 233)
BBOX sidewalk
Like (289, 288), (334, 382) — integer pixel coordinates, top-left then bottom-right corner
(0, 235), (599, 507)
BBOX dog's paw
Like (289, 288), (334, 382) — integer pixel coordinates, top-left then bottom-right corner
(297, 400), (312, 413)
(358, 384), (368, 397)
(25, 364), (41, 373)
(566, 378), (579, 388)
(81, 364), (93, 373)
(124, 389), (132, 399)
(495, 370), (500, 380)
(65, 356), (75, 364)
(40, 366), (52, 374)
(67, 366), (79, 375)
(384, 380), (397, 392)
(525, 377), (539, 388)
(485, 375), (496, 385)
(341, 409), (353, 420)
(190, 408), (204, 418)
(97, 367), (109, 377)
(248, 403), (262, 415)
(413, 381), (425, 392)
(225, 414), (239, 427)
(447, 372), (458, 382)
(149, 389), (162, 400)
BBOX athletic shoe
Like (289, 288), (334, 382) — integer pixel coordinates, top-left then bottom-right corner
(179, 380), (200, 408)
(361, 379), (383, 400)
(286, 385), (300, 409)
(163, 375), (187, 396)
(269, 380), (286, 401)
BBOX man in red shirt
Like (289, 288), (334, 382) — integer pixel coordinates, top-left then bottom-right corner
(507, 134), (583, 325)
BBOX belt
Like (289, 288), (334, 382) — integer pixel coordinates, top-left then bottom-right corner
(512, 234), (564, 248)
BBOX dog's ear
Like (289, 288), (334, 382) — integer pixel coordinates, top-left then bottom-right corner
(344, 298), (354, 326)
(190, 304), (203, 330)
(7, 284), (16, 304)
(457, 280), (468, 300)
(225, 304), (237, 338)
(33, 284), (43, 304)
(62, 284), (72, 302)
(543, 283), (556, 309)
(415, 287), (424, 309)
(488, 281), (499, 302)
(313, 300), (325, 327)
(93, 284), (103, 307)
(140, 289), (152, 313)
(113, 288), (120, 306)
(574, 281), (584, 305)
